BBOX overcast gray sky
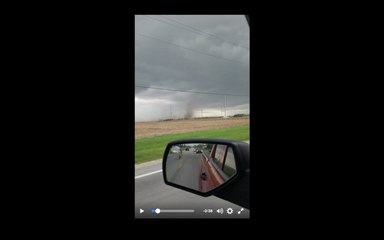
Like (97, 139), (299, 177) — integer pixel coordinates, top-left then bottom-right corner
(135, 15), (249, 122)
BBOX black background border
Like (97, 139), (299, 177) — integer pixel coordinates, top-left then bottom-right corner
(14, 4), (362, 231)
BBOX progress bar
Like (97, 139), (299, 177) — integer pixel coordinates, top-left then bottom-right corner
(161, 210), (195, 213)
(151, 208), (194, 214)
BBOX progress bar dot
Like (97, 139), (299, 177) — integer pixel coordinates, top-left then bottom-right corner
(151, 208), (160, 214)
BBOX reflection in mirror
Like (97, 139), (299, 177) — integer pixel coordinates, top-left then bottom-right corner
(165, 143), (237, 193)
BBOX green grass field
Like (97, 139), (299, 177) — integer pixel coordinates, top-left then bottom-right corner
(135, 125), (249, 164)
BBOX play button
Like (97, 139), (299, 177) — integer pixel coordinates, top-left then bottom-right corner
(140, 209), (144, 214)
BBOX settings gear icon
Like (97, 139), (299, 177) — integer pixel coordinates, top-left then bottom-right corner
(226, 208), (233, 214)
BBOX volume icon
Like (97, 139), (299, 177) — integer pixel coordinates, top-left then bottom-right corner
(217, 208), (224, 214)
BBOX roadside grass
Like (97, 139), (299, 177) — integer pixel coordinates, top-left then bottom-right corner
(135, 125), (250, 164)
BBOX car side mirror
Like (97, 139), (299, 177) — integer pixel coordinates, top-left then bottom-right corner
(162, 139), (249, 198)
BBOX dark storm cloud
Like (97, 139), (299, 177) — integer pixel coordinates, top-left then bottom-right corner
(135, 15), (249, 121)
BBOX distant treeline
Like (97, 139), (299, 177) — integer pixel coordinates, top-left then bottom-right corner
(232, 114), (249, 118)
(160, 114), (249, 121)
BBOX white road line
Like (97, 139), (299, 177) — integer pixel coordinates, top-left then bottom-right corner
(135, 169), (163, 179)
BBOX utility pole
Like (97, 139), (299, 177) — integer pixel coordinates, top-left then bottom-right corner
(170, 105), (172, 119)
(224, 95), (227, 118)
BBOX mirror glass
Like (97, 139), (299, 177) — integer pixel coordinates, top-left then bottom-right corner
(165, 143), (237, 193)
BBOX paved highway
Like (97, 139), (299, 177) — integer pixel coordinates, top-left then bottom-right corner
(135, 147), (250, 219)
(166, 150), (201, 191)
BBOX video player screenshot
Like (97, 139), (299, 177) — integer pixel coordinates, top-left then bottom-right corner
(135, 15), (250, 219)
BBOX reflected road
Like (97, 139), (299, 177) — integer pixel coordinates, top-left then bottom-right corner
(166, 150), (201, 191)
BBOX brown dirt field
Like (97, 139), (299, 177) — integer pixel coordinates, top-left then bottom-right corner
(135, 117), (249, 139)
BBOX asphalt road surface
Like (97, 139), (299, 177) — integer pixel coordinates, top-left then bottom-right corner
(135, 154), (250, 219)
(166, 150), (201, 192)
